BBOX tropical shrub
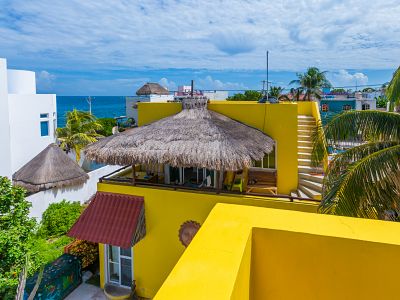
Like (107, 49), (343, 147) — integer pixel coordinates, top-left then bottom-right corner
(0, 177), (36, 298)
(376, 95), (388, 108)
(56, 109), (103, 162)
(39, 200), (83, 238)
(227, 90), (262, 101)
(64, 240), (98, 268)
(96, 118), (117, 136)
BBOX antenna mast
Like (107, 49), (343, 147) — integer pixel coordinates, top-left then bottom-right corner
(266, 51), (269, 102)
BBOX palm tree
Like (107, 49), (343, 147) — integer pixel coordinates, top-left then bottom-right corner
(290, 67), (331, 101)
(268, 86), (284, 99)
(386, 66), (400, 112)
(56, 109), (103, 163)
(312, 68), (400, 220)
(279, 87), (304, 101)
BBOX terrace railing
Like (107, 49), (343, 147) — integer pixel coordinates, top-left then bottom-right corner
(99, 166), (320, 203)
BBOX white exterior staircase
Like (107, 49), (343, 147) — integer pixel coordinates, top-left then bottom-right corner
(291, 115), (324, 200)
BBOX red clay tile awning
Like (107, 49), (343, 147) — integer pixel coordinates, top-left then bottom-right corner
(68, 192), (145, 248)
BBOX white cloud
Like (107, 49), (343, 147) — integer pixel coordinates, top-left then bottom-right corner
(197, 76), (247, 90)
(36, 70), (56, 91)
(329, 70), (368, 87)
(0, 0), (399, 72)
(158, 77), (176, 91)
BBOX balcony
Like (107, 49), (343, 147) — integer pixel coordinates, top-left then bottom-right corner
(99, 165), (319, 203)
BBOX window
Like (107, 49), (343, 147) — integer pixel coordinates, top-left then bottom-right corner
(168, 166), (215, 187)
(362, 103), (370, 110)
(321, 104), (329, 112)
(342, 105), (352, 111)
(40, 121), (49, 136)
(107, 245), (133, 287)
(40, 113), (49, 118)
(253, 146), (276, 169)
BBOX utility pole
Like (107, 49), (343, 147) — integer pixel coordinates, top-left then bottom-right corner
(191, 80), (194, 97)
(266, 50), (269, 102)
(86, 96), (94, 115)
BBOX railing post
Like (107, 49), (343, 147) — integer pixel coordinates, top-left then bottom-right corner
(132, 164), (136, 185)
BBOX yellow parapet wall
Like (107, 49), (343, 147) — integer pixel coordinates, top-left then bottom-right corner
(138, 101), (303, 194)
(97, 183), (318, 298)
(155, 203), (400, 300)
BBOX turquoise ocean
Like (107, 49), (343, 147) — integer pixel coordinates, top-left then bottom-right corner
(56, 96), (128, 127)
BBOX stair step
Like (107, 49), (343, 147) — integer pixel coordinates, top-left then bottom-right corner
(299, 184), (321, 200)
(298, 158), (312, 166)
(298, 115), (314, 120)
(290, 191), (298, 198)
(298, 146), (313, 153)
(298, 124), (314, 129)
(298, 129), (312, 134)
(299, 140), (312, 147)
(298, 152), (312, 159)
(299, 172), (324, 183)
(298, 119), (315, 125)
(298, 135), (312, 141)
(299, 179), (323, 193)
(296, 188), (309, 198)
(299, 165), (324, 174)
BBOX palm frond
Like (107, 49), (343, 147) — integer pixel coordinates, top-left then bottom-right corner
(386, 66), (400, 108)
(322, 110), (400, 144)
(319, 145), (400, 218)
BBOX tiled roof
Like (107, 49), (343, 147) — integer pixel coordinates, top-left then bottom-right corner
(68, 192), (145, 248)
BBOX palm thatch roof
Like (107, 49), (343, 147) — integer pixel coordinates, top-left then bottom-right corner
(136, 82), (169, 96)
(13, 144), (89, 193)
(84, 97), (274, 171)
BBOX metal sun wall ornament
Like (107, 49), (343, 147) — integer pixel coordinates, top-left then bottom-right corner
(179, 220), (201, 247)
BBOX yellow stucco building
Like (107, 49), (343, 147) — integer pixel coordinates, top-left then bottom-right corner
(68, 100), (360, 299)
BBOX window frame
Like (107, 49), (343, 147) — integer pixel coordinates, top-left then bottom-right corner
(106, 245), (133, 288)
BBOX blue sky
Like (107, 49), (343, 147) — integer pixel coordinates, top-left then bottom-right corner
(1, 0), (399, 95)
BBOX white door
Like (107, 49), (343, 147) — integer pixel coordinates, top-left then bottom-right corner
(107, 245), (133, 287)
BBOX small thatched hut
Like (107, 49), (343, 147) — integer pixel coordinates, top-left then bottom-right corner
(13, 144), (89, 193)
(85, 97), (274, 172)
(136, 83), (169, 96)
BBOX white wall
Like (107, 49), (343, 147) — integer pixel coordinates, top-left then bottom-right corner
(27, 165), (121, 220)
(203, 91), (228, 100)
(355, 99), (376, 111)
(8, 94), (57, 173)
(0, 58), (12, 178)
(7, 69), (36, 94)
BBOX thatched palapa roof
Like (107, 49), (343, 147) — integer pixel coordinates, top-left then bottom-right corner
(13, 144), (89, 193)
(136, 82), (169, 96)
(84, 97), (274, 171)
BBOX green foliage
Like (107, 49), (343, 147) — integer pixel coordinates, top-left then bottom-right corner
(386, 66), (400, 111)
(375, 95), (388, 108)
(362, 87), (376, 92)
(268, 86), (284, 99)
(96, 118), (117, 136)
(56, 109), (103, 162)
(39, 200), (83, 238)
(27, 236), (73, 276)
(330, 88), (346, 94)
(312, 110), (400, 219)
(290, 67), (332, 101)
(227, 90), (262, 101)
(0, 177), (36, 298)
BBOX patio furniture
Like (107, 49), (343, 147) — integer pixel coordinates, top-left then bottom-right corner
(246, 168), (277, 194)
(231, 173), (244, 193)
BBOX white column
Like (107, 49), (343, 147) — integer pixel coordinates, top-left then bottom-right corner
(0, 58), (12, 178)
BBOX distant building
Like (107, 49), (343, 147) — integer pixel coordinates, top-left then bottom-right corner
(174, 85), (228, 101)
(320, 89), (378, 113)
(0, 58), (57, 178)
(126, 82), (174, 123)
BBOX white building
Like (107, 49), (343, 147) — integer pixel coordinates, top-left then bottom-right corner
(355, 92), (377, 111)
(126, 83), (174, 123)
(0, 58), (57, 179)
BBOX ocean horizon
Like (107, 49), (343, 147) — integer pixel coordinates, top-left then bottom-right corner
(57, 96), (128, 127)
